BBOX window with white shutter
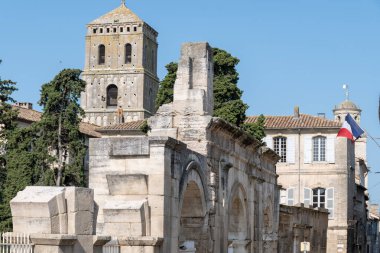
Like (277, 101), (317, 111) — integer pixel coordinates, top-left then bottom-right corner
(304, 136), (312, 163)
(264, 136), (273, 149)
(286, 136), (296, 164)
(326, 136), (335, 163)
(326, 188), (334, 219)
(280, 189), (287, 204)
(304, 187), (312, 207)
(313, 136), (326, 162)
(287, 188), (295, 206)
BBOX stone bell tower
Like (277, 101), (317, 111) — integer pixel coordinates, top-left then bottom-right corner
(81, 2), (159, 126)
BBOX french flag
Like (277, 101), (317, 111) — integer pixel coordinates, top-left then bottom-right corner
(337, 113), (364, 141)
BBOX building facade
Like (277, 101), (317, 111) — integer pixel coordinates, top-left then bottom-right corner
(248, 101), (369, 253)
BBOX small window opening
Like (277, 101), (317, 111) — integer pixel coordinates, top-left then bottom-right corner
(100, 28), (103, 33)
(107, 28), (110, 33)
(98, 45), (105, 65)
(113, 28), (117, 33)
(133, 26), (137, 32)
(107, 85), (118, 107)
(120, 27), (124, 32)
(125, 44), (132, 64)
(93, 28), (97, 34)
(127, 27), (130, 32)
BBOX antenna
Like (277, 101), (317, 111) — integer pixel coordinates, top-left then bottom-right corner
(343, 84), (349, 101)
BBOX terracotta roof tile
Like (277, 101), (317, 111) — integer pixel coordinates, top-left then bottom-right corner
(13, 105), (101, 138)
(97, 120), (145, 132)
(246, 114), (341, 129)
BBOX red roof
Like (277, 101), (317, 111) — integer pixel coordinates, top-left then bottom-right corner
(97, 120), (145, 131)
(246, 114), (341, 129)
(13, 105), (101, 138)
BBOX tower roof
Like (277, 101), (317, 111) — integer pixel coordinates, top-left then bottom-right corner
(335, 100), (360, 111)
(89, 3), (143, 25)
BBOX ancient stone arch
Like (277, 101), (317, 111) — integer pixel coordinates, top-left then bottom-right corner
(227, 182), (250, 253)
(178, 160), (209, 253)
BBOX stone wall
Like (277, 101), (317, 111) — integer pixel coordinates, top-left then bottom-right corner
(278, 204), (328, 253)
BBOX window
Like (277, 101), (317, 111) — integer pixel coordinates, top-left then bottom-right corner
(98, 45), (105, 65)
(120, 27), (124, 32)
(100, 28), (103, 33)
(127, 27), (130, 32)
(107, 28), (110, 33)
(125, 44), (132, 64)
(313, 188), (325, 208)
(313, 136), (326, 162)
(134, 26), (137, 32)
(312, 187), (334, 218)
(107, 85), (118, 106)
(274, 137), (287, 162)
(93, 28), (97, 34)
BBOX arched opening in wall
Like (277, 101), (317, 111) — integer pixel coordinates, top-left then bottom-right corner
(125, 44), (132, 64)
(179, 180), (207, 253)
(106, 84), (118, 107)
(98, 45), (105, 65)
(227, 185), (249, 252)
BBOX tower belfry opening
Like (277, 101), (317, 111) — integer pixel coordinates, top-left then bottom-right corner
(81, 3), (159, 126)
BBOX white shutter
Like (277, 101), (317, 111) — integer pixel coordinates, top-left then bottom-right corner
(287, 188), (294, 206)
(280, 189), (287, 204)
(326, 135), (335, 163)
(304, 188), (312, 207)
(286, 136), (296, 164)
(304, 136), (312, 164)
(326, 187), (334, 219)
(264, 136), (273, 149)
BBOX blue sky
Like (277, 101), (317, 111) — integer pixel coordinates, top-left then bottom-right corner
(1, 0), (380, 202)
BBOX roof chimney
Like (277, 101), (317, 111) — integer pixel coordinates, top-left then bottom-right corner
(15, 102), (33, 110)
(294, 106), (300, 119)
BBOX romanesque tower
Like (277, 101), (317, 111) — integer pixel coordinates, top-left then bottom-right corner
(81, 2), (159, 126)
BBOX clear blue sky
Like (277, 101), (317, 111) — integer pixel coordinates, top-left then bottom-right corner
(1, 0), (380, 202)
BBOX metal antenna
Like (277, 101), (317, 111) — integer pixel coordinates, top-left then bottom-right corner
(343, 84), (349, 101)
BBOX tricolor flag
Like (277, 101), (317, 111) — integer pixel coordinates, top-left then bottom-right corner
(337, 113), (364, 141)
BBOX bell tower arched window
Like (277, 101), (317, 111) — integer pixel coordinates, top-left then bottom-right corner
(98, 45), (105, 65)
(107, 85), (118, 106)
(125, 44), (132, 64)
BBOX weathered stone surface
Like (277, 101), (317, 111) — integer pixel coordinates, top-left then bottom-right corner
(107, 174), (148, 195)
(110, 137), (149, 156)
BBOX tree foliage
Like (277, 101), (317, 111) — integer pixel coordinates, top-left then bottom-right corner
(37, 69), (87, 186)
(156, 48), (266, 142)
(155, 62), (177, 110)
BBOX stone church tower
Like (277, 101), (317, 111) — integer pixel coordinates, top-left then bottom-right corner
(81, 2), (159, 126)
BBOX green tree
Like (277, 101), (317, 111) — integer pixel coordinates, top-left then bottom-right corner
(155, 62), (177, 110)
(156, 48), (266, 142)
(37, 69), (87, 186)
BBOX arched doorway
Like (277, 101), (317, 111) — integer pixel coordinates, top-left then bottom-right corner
(179, 168), (208, 253)
(228, 184), (249, 253)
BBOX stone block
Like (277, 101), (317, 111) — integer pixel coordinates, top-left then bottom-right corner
(68, 211), (94, 235)
(110, 137), (149, 156)
(107, 174), (148, 195)
(65, 187), (94, 213)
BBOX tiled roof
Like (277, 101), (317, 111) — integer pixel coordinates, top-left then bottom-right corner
(246, 114), (341, 129)
(89, 4), (142, 25)
(13, 105), (101, 138)
(97, 120), (145, 132)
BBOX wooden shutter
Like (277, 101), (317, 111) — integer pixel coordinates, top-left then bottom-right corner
(280, 189), (287, 204)
(304, 188), (312, 207)
(304, 136), (312, 164)
(264, 136), (273, 149)
(326, 135), (335, 163)
(287, 188), (294, 206)
(326, 188), (334, 219)
(287, 136), (296, 164)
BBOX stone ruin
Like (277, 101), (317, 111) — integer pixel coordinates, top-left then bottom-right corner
(9, 42), (280, 253)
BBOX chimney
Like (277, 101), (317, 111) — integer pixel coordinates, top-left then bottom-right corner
(15, 102), (33, 110)
(294, 106), (300, 119)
